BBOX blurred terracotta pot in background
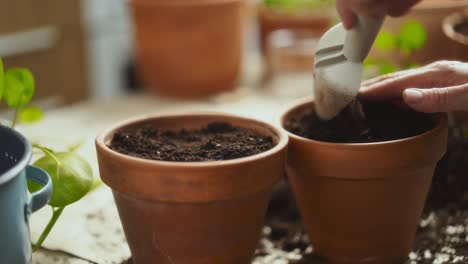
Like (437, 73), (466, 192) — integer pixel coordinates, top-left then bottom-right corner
(96, 113), (288, 264)
(258, 5), (332, 55)
(280, 99), (448, 264)
(443, 8), (468, 62)
(369, 0), (468, 65)
(130, 0), (244, 98)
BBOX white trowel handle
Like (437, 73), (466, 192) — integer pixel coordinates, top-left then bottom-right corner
(343, 16), (384, 63)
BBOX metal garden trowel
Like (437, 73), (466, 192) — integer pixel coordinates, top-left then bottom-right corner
(314, 16), (384, 120)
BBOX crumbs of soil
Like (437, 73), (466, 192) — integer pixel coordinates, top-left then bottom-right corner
(285, 101), (434, 143)
(109, 122), (274, 162)
(455, 20), (468, 36)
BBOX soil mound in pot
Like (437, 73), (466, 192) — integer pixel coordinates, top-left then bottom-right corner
(455, 20), (468, 36)
(110, 122), (274, 161)
(285, 101), (434, 143)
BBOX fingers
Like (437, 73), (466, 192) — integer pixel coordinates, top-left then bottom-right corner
(388, 0), (422, 17)
(336, 0), (357, 29)
(361, 68), (415, 87)
(360, 68), (436, 100)
(336, 0), (420, 29)
(403, 84), (468, 113)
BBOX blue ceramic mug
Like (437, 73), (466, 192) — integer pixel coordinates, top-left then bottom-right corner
(0, 125), (53, 264)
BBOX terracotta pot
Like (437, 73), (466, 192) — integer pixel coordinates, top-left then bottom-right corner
(279, 99), (448, 264)
(96, 113), (288, 264)
(258, 5), (332, 55)
(369, 0), (468, 65)
(130, 0), (244, 98)
(443, 8), (468, 62)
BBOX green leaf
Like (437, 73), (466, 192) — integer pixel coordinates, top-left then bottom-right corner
(264, 0), (334, 10)
(19, 105), (43, 124)
(3, 68), (35, 109)
(363, 58), (377, 71)
(374, 31), (396, 51)
(405, 61), (421, 69)
(33, 152), (94, 208)
(0, 58), (4, 101)
(397, 21), (427, 55)
(378, 63), (398, 75)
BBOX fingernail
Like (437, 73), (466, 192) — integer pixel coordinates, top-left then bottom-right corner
(404, 89), (424, 104)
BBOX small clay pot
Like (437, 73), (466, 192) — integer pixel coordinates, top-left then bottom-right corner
(279, 99), (448, 264)
(129, 0), (244, 98)
(96, 113), (288, 264)
(443, 8), (468, 62)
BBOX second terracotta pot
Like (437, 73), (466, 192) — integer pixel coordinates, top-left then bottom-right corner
(130, 0), (244, 98)
(443, 8), (468, 62)
(96, 113), (288, 264)
(279, 99), (448, 264)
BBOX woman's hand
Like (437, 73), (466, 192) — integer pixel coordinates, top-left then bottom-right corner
(360, 61), (468, 113)
(336, 0), (422, 29)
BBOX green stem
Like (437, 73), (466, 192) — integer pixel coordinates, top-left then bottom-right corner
(33, 207), (65, 252)
(33, 144), (61, 182)
(32, 144), (61, 166)
(11, 109), (19, 129)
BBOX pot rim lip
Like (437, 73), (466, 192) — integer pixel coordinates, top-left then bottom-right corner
(128, 0), (241, 7)
(443, 8), (468, 45)
(96, 112), (289, 168)
(0, 125), (32, 186)
(277, 97), (447, 148)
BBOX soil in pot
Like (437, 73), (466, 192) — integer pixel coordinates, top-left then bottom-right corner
(284, 100), (434, 143)
(110, 122), (274, 161)
(455, 20), (468, 36)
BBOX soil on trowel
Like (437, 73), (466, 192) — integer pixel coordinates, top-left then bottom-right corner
(110, 122), (274, 161)
(285, 101), (434, 143)
(455, 20), (468, 36)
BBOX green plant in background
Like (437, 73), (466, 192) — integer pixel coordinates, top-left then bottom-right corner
(364, 20), (428, 75)
(0, 57), (94, 252)
(264, 0), (335, 13)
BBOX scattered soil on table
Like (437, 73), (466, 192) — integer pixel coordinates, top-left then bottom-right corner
(285, 101), (433, 143)
(110, 122), (274, 161)
(455, 20), (468, 37)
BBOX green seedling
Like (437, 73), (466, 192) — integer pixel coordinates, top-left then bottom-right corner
(264, 0), (334, 13)
(0, 57), (94, 252)
(364, 20), (427, 75)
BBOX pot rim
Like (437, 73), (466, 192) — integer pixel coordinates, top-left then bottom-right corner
(0, 125), (32, 186)
(278, 97), (447, 148)
(128, 0), (242, 7)
(96, 111), (289, 168)
(443, 8), (468, 45)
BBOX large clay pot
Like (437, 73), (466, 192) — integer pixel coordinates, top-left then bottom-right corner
(443, 8), (468, 62)
(279, 99), (448, 264)
(130, 0), (244, 98)
(96, 113), (288, 264)
(369, 0), (468, 65)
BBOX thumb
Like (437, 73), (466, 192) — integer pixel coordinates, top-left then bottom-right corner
(403, 84), (468, 113)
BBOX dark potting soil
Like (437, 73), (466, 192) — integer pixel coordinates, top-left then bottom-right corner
(455, 20), (468, 36)
(284, 101), (434, 143)
(109, 122), (274, 161)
